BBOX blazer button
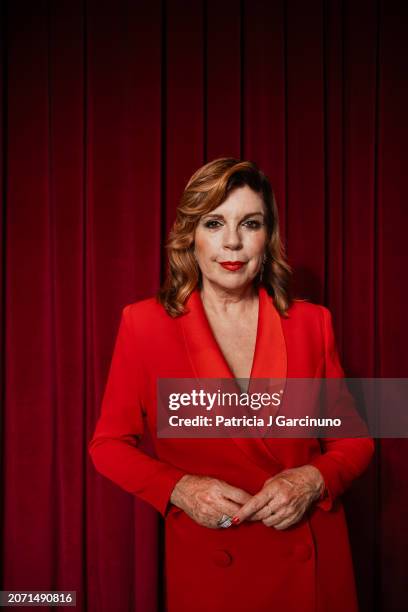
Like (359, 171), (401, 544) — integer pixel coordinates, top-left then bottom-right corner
(212, 549), (233, 567)
(292, 543), (312, 562)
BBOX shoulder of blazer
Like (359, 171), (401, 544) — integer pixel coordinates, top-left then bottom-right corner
(122, 295), (175, 331)
(285, 298), (328, 322)
(283, 299), (332, 346)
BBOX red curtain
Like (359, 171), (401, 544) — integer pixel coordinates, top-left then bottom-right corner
(1, 1), (407, 611)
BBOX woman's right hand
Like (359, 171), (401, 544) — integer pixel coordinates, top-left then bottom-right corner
(170, 474), (252, 529)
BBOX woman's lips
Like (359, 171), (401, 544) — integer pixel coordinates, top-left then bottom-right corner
(219, 261), (247, 271)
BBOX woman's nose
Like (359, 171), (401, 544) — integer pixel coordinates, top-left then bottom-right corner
(223, 227), (242, 249)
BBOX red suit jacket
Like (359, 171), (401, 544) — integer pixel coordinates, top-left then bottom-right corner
(89, 286), (374, 612)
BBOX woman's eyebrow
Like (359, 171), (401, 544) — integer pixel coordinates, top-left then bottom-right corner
(202, 212), (264, 220)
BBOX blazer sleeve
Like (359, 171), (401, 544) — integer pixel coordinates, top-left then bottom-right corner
(88, 304), (186, 517)
(309, 306), (375, 511)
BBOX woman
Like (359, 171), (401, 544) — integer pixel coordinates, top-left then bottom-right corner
(88, 158), (374, 612)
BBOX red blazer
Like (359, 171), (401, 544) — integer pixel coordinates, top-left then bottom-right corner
(89, 286), (374, 612)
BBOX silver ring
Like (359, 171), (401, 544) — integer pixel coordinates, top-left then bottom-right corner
(217, 514), (233, 529)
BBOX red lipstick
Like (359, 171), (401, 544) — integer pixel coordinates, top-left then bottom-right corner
(219, 261), (246, 271)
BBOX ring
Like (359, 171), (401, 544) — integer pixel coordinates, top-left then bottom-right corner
(217, 514), (233, 528)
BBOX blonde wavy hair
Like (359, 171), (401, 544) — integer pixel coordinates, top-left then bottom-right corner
(157, 158), (293, 318)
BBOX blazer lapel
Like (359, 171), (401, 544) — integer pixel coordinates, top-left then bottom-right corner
(179, 286), (288, 472)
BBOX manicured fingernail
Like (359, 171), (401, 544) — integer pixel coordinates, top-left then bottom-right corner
(232, 517), (240, 524)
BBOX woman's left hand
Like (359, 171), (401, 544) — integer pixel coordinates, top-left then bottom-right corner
(232, 465), (325, 530)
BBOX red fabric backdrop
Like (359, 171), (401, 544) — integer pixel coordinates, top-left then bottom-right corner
(1, 1), (407, 611)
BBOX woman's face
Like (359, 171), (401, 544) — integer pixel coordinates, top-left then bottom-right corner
(194, 185), (268, 292)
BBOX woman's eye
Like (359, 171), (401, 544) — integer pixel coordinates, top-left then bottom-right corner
(243, 219), (262, 229)
(203, 220), (222, 228)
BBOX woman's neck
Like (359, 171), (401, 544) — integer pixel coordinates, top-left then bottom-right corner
(199, 282), (259, 319)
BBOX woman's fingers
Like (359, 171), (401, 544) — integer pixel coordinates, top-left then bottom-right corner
(265, 506), (305, 529)
(216, 500), (246, 522)
(219, 481), (253, 505)
(170, 468), (320, 529)
(212, 484), (255, 527)
(263, 514), (295, 529)
(175, 474), (308, 530)
(262, 497), (308, 529)
(230, 489), (271, 524)
(189, 479), (254, 528)
(233, 476), (309, 525)
(247, 498), (277, 521)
